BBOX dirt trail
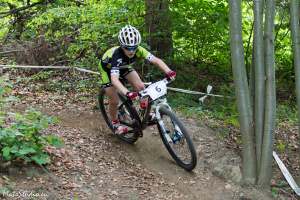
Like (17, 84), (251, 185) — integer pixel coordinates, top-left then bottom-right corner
(6, 87), (273, 200)
(1, 72), (286, 199)
(55, 107), (273, 200)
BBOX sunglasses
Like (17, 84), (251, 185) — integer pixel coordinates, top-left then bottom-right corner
(123, 45), (138, 52)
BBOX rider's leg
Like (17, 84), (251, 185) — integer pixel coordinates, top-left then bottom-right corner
(99, 63), (119, 122)
(105, 86), (128, 134)
(104, 86), (119, 121)
(125, 71), (156, 124)
(100, 63), (128, 134)
(125, 70), (145, 91)
(125, 70), (148, 108)
(125, 70), (156, 123)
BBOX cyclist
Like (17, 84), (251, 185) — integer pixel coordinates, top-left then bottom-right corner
(99, 25), (176, 135)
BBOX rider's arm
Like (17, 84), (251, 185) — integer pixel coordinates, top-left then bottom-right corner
(110, 53), (130, 95)
(111, 74), (129, 95)
(149, 56), (172, 73)
(136, 46), (173, 74)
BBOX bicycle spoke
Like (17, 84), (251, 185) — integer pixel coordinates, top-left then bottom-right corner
(157, 107), (197, 170)
(164, 119), (192, 164)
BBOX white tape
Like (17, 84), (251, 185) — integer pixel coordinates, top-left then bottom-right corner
(0, 65), (70, 69)
(273, 151), (300, 196)
(167, 86), (232, 99)
(74, 67), (100, 75)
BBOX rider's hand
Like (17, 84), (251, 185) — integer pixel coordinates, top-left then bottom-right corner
(126, 91), (139, 101)
(166, 70), (176, 81)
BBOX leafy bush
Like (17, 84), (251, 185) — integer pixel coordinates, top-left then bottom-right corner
(1, 110), (62, 165)
(0, 76), (63, 165)
(277, 103), (298, 125)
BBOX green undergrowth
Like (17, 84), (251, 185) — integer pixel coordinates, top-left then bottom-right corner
(0, 75), (63, 166)
(170, 91), (299, 164)
(169, 91), (299, 134)
(13, 70), (99, 94)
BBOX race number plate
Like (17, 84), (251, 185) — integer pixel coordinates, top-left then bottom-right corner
(144, 80), (167, 100)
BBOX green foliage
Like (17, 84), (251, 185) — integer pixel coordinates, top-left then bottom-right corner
(0, 109), (63, 165)
(0, 17), (9, 40)
(0, 76), (63, 165)
(169, 84), (239, 127)
(171, 0), (229, 66)
(271, 186), (279, 198)
(29, 70), (55, 81)
(168, 93), (199, 108)
(0, 0), (296, 96)
(275, 140), (286, 153)
(277, 103), (298, 124)
(21, 0), (144, 68)
(171, 86), (298, 129)
(271, 180), (289, 199)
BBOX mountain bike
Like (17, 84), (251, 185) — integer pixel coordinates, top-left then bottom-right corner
(98, 78), (197, 171)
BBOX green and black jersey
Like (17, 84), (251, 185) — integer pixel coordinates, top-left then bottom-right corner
(99, 46), (154, 85)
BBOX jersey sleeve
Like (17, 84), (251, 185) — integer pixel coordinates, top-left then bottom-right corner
(101, 46), (118, 69)
(136, 46), (154, 61)
(110, 54), (121, 76)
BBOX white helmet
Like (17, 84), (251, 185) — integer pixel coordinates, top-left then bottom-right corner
(118, 25), (141, 47)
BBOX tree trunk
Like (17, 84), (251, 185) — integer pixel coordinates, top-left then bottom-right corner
(290, 0), (300, 147)
(249, 46), (255, 110)
(245, 21), (254, 78)
(145, 0), (173, 60)
(258, 0), (276, 188)
(228, 0), (256, 185)
(253, 0), (265, 175)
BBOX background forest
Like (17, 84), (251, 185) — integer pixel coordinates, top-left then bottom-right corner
(0, 0), (295, 103)
(0, 0), (299, 199)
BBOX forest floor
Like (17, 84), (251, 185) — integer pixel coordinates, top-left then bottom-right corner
(0, 70), (297, 200)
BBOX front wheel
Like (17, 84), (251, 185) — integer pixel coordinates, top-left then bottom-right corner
(157, 107), (197, 171)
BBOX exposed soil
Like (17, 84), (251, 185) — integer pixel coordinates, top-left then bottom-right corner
(1, 98), (273, 200)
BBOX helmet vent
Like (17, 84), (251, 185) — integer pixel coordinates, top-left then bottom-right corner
(118, 25), (141, 46)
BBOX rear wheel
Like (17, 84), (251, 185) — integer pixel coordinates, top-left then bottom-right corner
(98, 88), (141, 144)
(157, 106), (197, 171)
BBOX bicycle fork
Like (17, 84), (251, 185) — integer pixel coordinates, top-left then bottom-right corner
(155, 102), (184, 144)
(155, 102), (174, 143)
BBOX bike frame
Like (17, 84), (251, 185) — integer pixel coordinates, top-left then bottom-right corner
(126, 94), (172, 132)
(117, 78), (174, 135)
(100, 78), (197, 170)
